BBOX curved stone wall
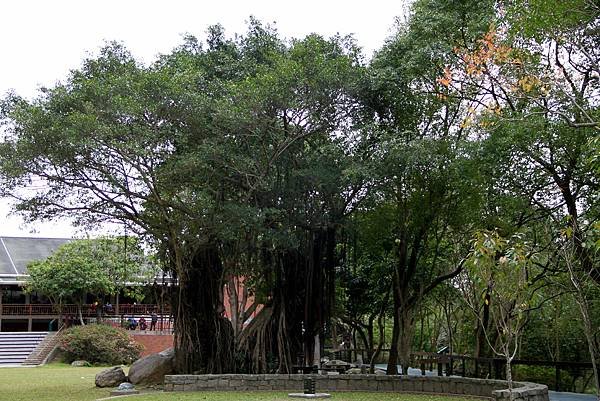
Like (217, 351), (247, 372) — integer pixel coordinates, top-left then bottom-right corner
(163, 374), (549, 401)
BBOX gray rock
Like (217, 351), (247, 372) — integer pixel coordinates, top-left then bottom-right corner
(95, 366), (127, 388)
(117, 382), (135, 390)
(323, 359), (351, 367)
(71, 360), (90, 367)
(345, 367), (386, 375)
(128, 347), (175, 385)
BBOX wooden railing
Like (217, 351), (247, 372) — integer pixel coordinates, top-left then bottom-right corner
(0, 303), (171, 317)
(325, 348), (597, 392)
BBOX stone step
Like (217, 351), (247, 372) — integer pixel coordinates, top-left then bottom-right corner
(0, 331), (49, 366)
(0, 333), (48, 337)
(0, 354), (30, 359)
(0, 347), (35, 353)
(0, 337), (44, 340)
(0, 349), (32, 353)
(0, 349), (33, 356)
(0, 355), (28, 360)
(0, 343), (38, 347)
(0, 335), (47, 339)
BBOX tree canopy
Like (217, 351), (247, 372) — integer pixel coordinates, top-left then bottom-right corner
(0, 3), (598, 389)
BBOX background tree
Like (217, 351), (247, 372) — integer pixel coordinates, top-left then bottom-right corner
(465, 230), (539, 399)
(360, 0), (496, 374)
(560, 239), (600, 397)
(26, 237), (146, 325)
(437, 1), (600, 384)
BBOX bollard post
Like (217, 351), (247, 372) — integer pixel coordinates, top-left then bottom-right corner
(303, 377), (316, 395)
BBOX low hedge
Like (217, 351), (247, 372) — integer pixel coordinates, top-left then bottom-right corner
(59, 323), (143, 365)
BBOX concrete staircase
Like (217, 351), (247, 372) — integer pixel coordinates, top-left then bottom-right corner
(0, 332), (50, 365)
(22, 330), (62, 365)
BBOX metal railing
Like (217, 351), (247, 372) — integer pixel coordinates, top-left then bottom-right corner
(0, 303), (171, 317)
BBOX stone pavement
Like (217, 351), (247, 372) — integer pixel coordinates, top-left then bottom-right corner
(549, 391), (597, 401)
(376, 364), (597, 401)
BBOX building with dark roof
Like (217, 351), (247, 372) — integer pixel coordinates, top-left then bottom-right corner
(0, 237), (72, 331)
(0, 237), (71, 285)
(0, 236), (173, 332)
(0, 237), (252, 333)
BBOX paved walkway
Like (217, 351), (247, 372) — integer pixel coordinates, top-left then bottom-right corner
(376, 364), (597, 401)
(549, 391), (597, 401)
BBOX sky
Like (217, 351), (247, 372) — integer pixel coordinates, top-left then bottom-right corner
(0, 0), (407, 238)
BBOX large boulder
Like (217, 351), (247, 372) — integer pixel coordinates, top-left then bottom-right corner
(95, 366), (127, 388)
(128, 348), (175, 385)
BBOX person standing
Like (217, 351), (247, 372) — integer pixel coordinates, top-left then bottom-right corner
(150, 311), (158, 331)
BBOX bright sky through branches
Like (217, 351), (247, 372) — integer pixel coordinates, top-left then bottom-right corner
(0, 0), (407, 237)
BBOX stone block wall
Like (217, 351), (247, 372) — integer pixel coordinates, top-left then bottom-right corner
(163, 373), (549, 401)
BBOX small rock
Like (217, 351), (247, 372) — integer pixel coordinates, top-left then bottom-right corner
(345, 367), (386, 375)
(118, 382), (135, 390)
(71, 360), (90, 367)
(323, 359), (351, 367)
(95, 366), (127, 388)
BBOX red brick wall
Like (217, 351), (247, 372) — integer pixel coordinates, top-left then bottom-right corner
(130, 333), (173, 357)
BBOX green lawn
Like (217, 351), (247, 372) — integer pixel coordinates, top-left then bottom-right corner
(0, 364), (481, 401)
(0, 363), (108, 401)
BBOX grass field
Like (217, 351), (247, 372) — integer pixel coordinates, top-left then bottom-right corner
(0, 364), (481, 401)
(0, 363), (108, 401)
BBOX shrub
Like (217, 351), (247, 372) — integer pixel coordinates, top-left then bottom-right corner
(59, 323), (143, 365)
(513, 365), (576, 392)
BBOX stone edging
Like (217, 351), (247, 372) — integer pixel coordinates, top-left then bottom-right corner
(164, 374), (549, 401)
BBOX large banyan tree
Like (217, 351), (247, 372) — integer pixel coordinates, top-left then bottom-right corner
(0, 21), (365, 373)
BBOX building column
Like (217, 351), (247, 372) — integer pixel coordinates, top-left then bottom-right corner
(28, 318), (32, 332)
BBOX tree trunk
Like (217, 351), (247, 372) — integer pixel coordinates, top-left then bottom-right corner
(475, 291), (491, 358)
(172, 243), (234, 374)
(443, 299), (453, 354)
(568, 265), (600, 399)
(227, 276), (240, 339)
(506, 355), (514, 401)
(78, 296), (85, 325)
(238, 249), (303, 374)
(369, 304), (387, 373)
(386, 306), (400, 375)
(397, 306), (415, 375)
